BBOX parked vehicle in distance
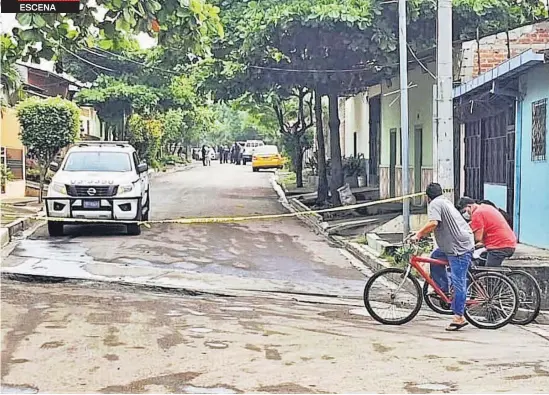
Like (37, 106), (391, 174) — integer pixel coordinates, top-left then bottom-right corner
(242, 140), (264, 165)
(252, 145), (284, 172)
(192, 147), (201, 161)
(45, 141), (150, 237)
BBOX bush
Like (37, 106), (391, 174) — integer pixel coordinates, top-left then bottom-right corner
(16, 97), (79, 201)
(128, 114), (163, 164)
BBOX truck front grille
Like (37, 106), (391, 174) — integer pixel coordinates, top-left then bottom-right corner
(66, 185), (118, 197)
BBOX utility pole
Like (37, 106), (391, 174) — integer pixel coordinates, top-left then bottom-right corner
(398, 0), (410, 239)
(436, 0), (454, 200)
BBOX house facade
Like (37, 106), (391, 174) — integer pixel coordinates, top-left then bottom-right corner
(453, 49), (549, 249)
(338, 21), (549, 204)
(516, 53), (549, 248)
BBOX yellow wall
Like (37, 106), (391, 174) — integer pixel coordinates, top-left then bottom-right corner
(1, 108), (23, 149)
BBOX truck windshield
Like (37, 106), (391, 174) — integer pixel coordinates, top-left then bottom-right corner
(63, 152), (132, 172)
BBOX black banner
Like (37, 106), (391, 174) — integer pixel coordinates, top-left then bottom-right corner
(1, 0), (81, 13)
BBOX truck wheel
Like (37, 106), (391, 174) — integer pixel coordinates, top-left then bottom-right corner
(127, 204), (142, 236)
(142, 193), (150, 221)
(48, 221), (64, 237)
(253, 167), (259, 172)
(127, 223), (141, 236)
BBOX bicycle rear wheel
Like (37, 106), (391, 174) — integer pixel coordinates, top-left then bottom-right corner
(464, 271), (519, 329)
(507, 270), (542, 325)
(363, 268), (422, 325)
(422, 271), (475, 316)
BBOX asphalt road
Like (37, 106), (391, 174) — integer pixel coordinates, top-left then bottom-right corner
(8, 161), (365, 296)
(2, 161), (549, 393)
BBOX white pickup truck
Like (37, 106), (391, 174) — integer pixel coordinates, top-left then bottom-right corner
(45, 141), (150, 236)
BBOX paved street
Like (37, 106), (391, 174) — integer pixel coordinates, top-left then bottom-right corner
(2, 162), (549, 393)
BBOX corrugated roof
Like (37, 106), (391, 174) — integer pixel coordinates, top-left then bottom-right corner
(453, 49), (545, 99)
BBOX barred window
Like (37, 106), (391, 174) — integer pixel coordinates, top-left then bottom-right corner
(532, 98), (547, 161)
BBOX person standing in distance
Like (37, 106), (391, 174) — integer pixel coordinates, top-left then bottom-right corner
(411, 183), (474, 331)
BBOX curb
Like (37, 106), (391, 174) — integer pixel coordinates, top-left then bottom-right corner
(148, 163), (195, 178)
(1, 214), (44, 248)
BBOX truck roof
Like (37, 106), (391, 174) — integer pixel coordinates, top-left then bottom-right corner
(68, 141), (136, 153)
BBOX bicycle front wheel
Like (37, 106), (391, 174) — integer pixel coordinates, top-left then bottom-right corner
(464, 271), (519, 329)
(508, 270), (542, 325)
(363, 268), (422, 325)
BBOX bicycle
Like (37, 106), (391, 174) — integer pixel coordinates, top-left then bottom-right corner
(423, 247), (542, 325)
(363, 241), (520, 329)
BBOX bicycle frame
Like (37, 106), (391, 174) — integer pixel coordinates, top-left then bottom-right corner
(409, 255), (453, 304)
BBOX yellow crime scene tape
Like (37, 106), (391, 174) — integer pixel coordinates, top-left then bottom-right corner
(1, 190), (432, 226)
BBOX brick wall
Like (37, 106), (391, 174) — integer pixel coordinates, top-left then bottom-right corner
(472, 21), (549, 77)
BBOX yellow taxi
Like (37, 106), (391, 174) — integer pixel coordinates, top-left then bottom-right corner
(252, 145), (284, 172)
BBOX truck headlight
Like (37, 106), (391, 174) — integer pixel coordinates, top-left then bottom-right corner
(118, 184), (133, 195)
(50, 182), (67, 195)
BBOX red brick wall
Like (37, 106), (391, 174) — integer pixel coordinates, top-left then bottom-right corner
(472, 23), (549, 76)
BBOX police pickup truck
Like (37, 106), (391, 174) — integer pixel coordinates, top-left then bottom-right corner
(45, 141), (150, 236)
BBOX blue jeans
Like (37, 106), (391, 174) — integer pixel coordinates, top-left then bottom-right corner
(430, 248), (473, 316)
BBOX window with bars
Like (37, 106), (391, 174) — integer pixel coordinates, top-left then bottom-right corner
(532, 98), (547, 161)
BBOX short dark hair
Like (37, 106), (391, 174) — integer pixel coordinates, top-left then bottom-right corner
(425, 183), (443, 200)
(456, 196), (476, 211)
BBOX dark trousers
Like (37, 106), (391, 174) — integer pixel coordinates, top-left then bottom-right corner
(485, 248), (515, 267)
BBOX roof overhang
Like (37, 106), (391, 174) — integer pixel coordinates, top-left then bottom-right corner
(453, 49), (545, 99)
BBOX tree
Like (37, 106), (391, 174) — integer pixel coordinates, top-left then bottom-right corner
(273, 88), (314, 188)
(314, 90), (329, 206)
(225, 0), (547, 205)
(127, 113), (163, 166)
(17, 97), (80, 201)
(1, 34), (24, 107)
(75, 77), (160, 140)
(11, 0), (224, 65)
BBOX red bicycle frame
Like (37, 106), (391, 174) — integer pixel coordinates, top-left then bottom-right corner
(410, 255), (453, 304)
(409, 255), (483, 307)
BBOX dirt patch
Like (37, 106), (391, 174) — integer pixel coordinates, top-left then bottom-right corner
(103, 354), (119, 361)
(404, 382), (457, 394)
(321, 355), (334, 360)
(157, 331), (186, 350)
(103, 327), (125, 347)
(245, 344), (262, 352)
(87, 311), (131, 325)
(256, 383), (325, 394)
(99, 371), (201, 393)
(11, 359), (31, 364)
(265, 348), (282, 360)
(40, 341), (64, 349)
(372, 343), (394, 353)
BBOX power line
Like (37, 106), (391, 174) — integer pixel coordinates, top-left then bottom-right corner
(59, 44), (117, 73)
(85, 47), (181, 76)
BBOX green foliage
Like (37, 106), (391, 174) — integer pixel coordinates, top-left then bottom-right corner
(128, 113), (163, 165)
(342, 154), (366, 177)
(11, 0), (223, 65)
(161, 109), (186, 145)
(76, 77), (159, 121)
(1, 34), (24, 106)
(16, 97), (80, 200)
(1, 165), (14, 189)
(17, 97), (80, 163)
(390, 238), (434, 269)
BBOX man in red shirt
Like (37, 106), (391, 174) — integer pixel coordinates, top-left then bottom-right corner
(456, 197), (517, 266)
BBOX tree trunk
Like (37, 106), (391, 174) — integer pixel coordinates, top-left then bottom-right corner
(328, 93), (343, 206)
(314, 90), (329, 206)
(294, 138), (304, 188)
(38, 161), (47, 204)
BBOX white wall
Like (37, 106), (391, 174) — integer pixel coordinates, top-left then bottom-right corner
(343, 92), (370, 158)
